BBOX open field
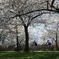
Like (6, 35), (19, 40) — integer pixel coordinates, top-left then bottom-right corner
(0, 51), (59, 59)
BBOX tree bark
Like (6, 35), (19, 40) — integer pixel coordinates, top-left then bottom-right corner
(16, 25), (19, 51)
(16, 36), (19, 51)
(24, 25), (29, 52)
(55, 33), (58, 50)
(51, 0), (55, 7)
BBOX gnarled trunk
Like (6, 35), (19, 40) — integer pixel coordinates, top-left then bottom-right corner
(24, 26), (29, 52)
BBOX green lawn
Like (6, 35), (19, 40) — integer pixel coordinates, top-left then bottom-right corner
(0, 51), (59, 59)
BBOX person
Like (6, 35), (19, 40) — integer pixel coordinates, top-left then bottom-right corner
(46, 40), (51, 50)
(33, 41), (37, 46)
(47, 40), (51, 45)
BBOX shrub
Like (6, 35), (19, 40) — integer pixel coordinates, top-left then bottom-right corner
(0, 45), (7, 51)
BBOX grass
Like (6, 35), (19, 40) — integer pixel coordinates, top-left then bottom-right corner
(0, 51), (59, 59)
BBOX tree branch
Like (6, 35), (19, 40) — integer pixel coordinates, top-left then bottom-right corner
(51, 0), (55, 7)
(27, 12), (48, 27)
(19, 16), (26, 26)
(11, 8), (59, 18)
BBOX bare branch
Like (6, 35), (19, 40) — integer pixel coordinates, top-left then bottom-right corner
(11, 8), (59, 18)
(19, 16), (26, 26)
(51, 0), (55, 7)
(27, 12), (49, 27)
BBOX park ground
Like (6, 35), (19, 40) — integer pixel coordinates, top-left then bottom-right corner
(0, 51), (59, 59)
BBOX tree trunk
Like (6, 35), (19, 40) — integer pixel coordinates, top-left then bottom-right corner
(24, 26), (29, 52)
(55, 33), (58, 50)
(16, 25), (19, 51)
(16, 36), (19, 51)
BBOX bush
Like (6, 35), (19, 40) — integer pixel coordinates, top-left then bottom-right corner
(29, 44), (55, 51)
(0, 45), (7, 51)
(14, 44), (24, 51)
(7, 45), (15, 51)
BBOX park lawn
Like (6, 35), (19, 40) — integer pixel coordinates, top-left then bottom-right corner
(0, 51), (59, 59)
